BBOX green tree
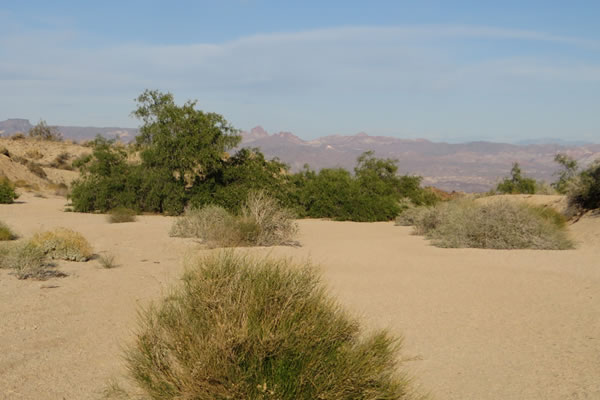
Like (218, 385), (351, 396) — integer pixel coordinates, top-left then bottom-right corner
(132, 90), (241, 186)
(28, 120), (63, 141)
(496, 163), (537, 194)
(552, 153), (578, 194)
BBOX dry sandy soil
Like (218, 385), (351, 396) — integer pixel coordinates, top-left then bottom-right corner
(1, 193), (599, 400)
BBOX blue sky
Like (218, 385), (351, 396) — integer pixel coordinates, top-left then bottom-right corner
(1, 1), (599, 142)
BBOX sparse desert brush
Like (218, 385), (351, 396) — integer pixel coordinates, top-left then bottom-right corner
(10, 132), (25, 140)
(240, 190), (298, 246)
(0, 146), (10, 157)
(98, 253), (118, 269)
(0, 241), (64, 280)
(25, 149), (44, 160)
(170, 192), (297, 247)
(108, 207), (137, 223)
(48, 182), (69, 197)
(49, 152), (72, 170)
(399, 199), (573, 250)
(31, 228), (93, 261)
(126, 252), (417, 400)
(0, 177), (19, 204)
(0, 221), (17, 241)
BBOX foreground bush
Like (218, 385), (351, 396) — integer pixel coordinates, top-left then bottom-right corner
(170, 192), (297, 247)
(0, 221), (17, 241)
(0, 241), (64, 280)
(31, 228), (93, 261)
(397, 199), (573, 249)
(108, 207), (137, 223)
(126, 252), (417, 400)
(0, 178), (19, 204)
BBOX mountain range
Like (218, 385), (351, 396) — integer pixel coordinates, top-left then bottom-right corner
(2, 119), (599, 192)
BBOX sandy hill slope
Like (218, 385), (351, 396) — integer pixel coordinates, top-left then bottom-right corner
(0, 138), (91, 191)
(0, 193), (599, 400)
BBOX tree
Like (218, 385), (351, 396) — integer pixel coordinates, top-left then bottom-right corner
(132, 90), (241, 186)
(552, 153), (578, 194)
(496, 163), (537, 194)
(28, 120), (63, 141)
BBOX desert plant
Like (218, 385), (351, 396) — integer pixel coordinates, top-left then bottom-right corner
(49, 152), (72, 169)
(567, 161), (600, 211)
(170, 204), (236, 242)
(10, 132), (25, 140)
(400, 199), (573, 249)
(240, 190), (298, 246)
(126, 252), (417, 400)
(25, 149), (44, 160)
(0, 241), (64, 280)
(30, 228), (93, 261)
(0, 221), (17, 241)
(553, 153), (579, 194)
(0, 178), (19, 204)
(496, 163), (537, 194)
(108, 207), (137, 223)
(26, 161), (47, 179)
(28, 120), (63, 141)
(0, 146), (10, 157)
(98, 253), (118, 269)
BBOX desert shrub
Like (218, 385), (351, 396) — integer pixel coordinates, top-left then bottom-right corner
(72, 153), (93, 169)
(496, 163), (537, 194)
(26, 161), (47, 179)
(98, 253), (118, 269)
(0, 221), (17, 241)
(401, 199), (573, 249)
(30, 228), (93, 261)
(567, 161), (600, 211)
(28, 120), (63, 141)
(0, 241), (64, 280)
(25, 149), (44, 160)
(108, 207), (137, 223)
(0, 146), (10, 157)
(126, 252), (416, 400)
(11, 132), (25, 140)
(553, 154), (579, 194)
(171, 192), (297, 247)
(49, 152), (72, 169)
(0, 178), (19, 204)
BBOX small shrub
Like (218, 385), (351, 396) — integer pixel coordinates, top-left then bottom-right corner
(170, 192), (297, 247)
(27, 161), (47, 179)
(0, 241), (64, 280)
(0, 178), (19, 204)
(31, 228), (93, 261)
(126, 252), (417, 400)
(11, 132), (25, 140)
(108, 207), (137, 223)
(25, 149), (44, 160)
(567, 161), (600, 211)
(240, 190), (298, 246)
(98, 253), (118, 269)
(49, 152), (72, 169)
(0, 147), (10, 157)
(400, 199), (573, 249)
(28, 120), (63, 141)
(0, 221), (17, 241)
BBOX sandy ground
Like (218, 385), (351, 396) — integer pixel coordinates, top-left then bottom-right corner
(1, 193), (599, 399)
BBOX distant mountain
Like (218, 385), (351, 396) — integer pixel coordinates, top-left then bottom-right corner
(240, 126), (600, 192)
(0, 119), (138, 142)
(2, 119), (599, 192)
(515, 138), (595, 146)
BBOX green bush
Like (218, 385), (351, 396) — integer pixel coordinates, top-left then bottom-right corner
(496, 163), (537, 194)
(568, 161), (600, 211)
(399, 199), (573, 249)
(126, 252), (417, 400)
(0, 221), (17, 241)
(0, 178), (19, 204)
(108, 207), (137, 223)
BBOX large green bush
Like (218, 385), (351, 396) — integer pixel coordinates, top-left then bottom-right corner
(0, 178), (19, 204)
(126, 252), (417, 400)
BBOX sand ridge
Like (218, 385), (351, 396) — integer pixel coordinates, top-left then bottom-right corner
(0, 193), (599, 399)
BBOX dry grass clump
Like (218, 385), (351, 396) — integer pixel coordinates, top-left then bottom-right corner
(0, 241), (65, 280)
(396, 199), (573, 249)
(108, 207), (137, 223)
(98, 253), (118, 269)
(126, 252), (418, 400)
(170, 191), (297, 247)
(0, 221), (17, 241)
(31, 228), (93, 261)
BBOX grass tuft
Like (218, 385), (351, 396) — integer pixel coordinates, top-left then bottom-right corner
(0, 221), (17, 241)
(108, 207), (137, 223)
(396, 199), (573, 250)
(125, 252), (419, 400)
(0, 241), (66, 280)
(98, 253), (118, 269)
(30, 228), (93, 261)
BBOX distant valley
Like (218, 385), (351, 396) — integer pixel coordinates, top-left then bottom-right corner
(2, 119), (599, 192)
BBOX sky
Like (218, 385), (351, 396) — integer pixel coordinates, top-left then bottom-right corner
(1, 1), (599, 142)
